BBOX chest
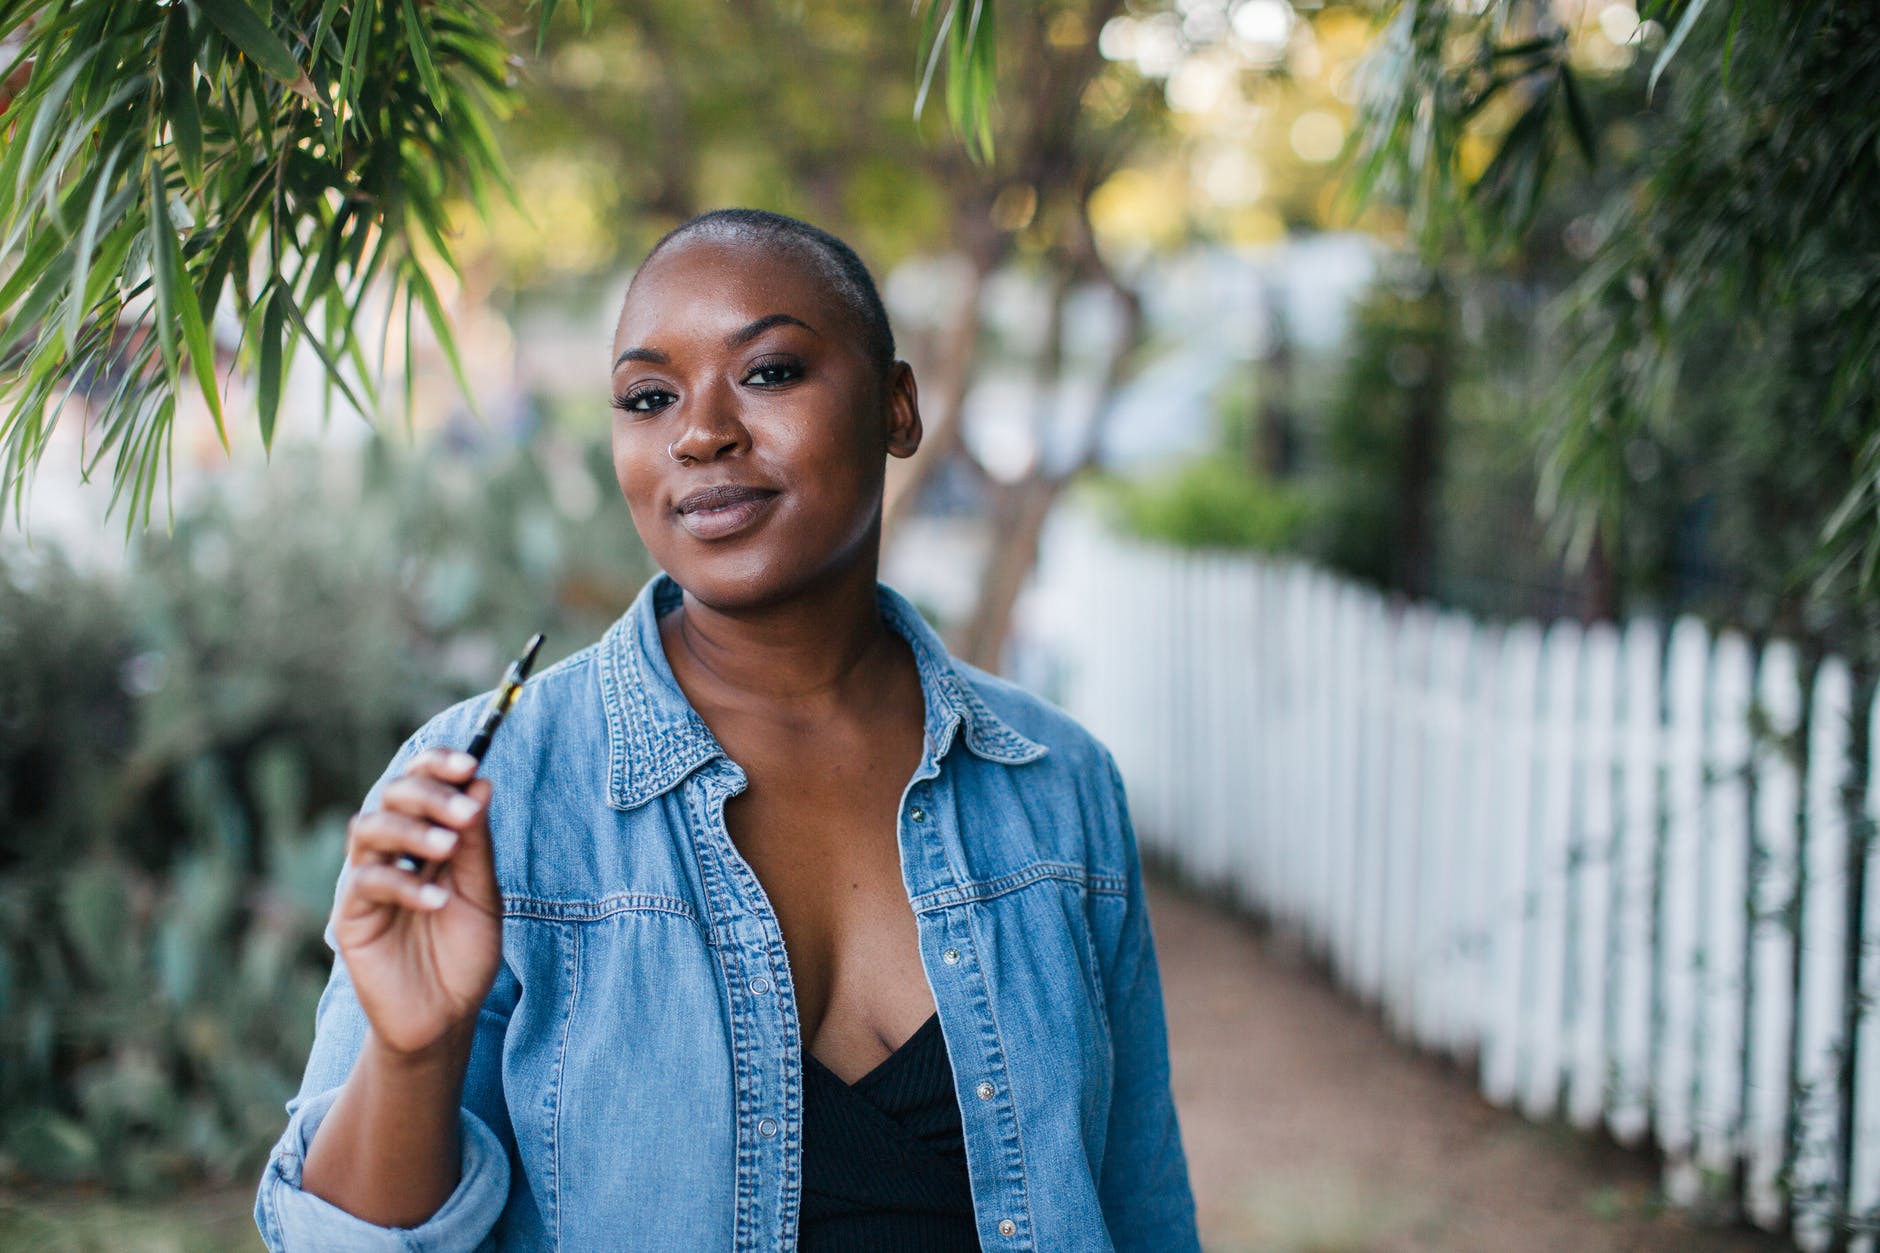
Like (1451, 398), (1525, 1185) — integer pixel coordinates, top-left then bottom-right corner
(714, 712), (932, 1077)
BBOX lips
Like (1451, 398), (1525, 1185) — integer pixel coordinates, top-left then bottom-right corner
(673, 482), (781, 540)
(676, 483), (778, 515)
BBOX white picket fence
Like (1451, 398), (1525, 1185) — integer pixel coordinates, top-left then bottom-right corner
(1031, 515), (1880, 1249)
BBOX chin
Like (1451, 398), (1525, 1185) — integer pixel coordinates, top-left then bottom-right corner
(657, 536), (880, 616)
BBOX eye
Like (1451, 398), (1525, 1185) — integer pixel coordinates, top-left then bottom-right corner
(743, 357), (803, 388)
(611, 384), (675, 415)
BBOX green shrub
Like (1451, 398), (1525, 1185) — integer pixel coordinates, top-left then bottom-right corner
(1096, 456), (1314, 553)
(0, 415), (652, 1192)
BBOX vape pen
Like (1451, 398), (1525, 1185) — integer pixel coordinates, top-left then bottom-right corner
(393, 631), (545, 875)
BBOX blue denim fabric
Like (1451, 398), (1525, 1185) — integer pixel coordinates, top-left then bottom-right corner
(254, 571), (1198, 1251)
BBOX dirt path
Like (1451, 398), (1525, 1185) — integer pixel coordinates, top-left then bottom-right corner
(1148, 874), (1786, 1253)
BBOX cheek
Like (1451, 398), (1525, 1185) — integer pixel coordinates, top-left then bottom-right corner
(611, 429), (660, 516)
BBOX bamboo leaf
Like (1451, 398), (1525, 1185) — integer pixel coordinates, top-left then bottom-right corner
(1648, 0), (1714, 104)
(146, 163), (179, 372)
(1558, 64), (1598, 169)
(0, 226), (68, 325)
(193, 0), (306, 85)
(63, 143), (129, 353)
(0, 253), (74, 362)
(161, 5), (204, 187)
(172, 238), (229, 454)
(340, 0), (376, 115)
(258, 285), (286, 453)
(400, 0), (447, 112)
(912, 0), (954, 123)
(277, 287), (372, 418)
(11, 43), (106, 203)
(146, 157), (229, 452)
(403, 258), (476, 416)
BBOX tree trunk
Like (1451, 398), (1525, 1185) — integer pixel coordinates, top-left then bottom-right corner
(954, 476), (1062, 671)
(953, 260), (1144, 672)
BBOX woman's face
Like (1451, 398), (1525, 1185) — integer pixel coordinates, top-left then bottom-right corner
(609, 237), (921, 610)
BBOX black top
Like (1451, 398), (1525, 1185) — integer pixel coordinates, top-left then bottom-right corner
(797, 1011), (981, 1250)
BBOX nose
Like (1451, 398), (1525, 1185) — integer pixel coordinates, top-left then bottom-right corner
(667, 379), (748, 464)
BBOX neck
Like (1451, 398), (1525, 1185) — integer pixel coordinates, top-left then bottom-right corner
(661, 557), (901, 718)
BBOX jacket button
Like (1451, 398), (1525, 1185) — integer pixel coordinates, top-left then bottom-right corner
(976, 1080), (995, 1100)
(998, 1219), (1016, 1237)
(757, 1118), (778, 1138)
(910, 806), (927, 822)
(748, 975), (771, 995)
(943, 948), (961, 965)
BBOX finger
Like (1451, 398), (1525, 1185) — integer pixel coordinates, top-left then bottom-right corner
(381, 773), (486, 831)
(406, 746), (481, 787)
(347, 809), (460, 867)
(342, 862), (452, 915)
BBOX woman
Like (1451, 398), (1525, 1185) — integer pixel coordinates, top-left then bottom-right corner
(254, 209), (1198, 1251)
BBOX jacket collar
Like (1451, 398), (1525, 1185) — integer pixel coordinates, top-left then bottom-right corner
(598, 571), (1047, 810)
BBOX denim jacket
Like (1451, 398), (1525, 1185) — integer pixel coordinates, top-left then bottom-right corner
(253, 571), (1198, 1252)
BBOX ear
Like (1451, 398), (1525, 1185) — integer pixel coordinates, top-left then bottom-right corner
(883, 361), (922, 460)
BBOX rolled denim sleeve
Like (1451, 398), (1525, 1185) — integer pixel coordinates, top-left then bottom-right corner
(254, 731), (513, 1252)
(255, 1075), (510, 1252)
(1096, 749), (1200, 1251)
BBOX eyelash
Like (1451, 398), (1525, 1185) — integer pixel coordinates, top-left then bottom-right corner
(610, 357), (805, 415)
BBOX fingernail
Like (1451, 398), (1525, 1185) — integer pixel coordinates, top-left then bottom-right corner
(449, 751), (478, 773)
(425, 827), (459, 854)
(416, 884), (450, 910)
(448, 794), (480, 823)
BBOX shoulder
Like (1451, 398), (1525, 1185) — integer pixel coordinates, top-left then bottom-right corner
(951, 657), (1118, 779)
(399, 639), (608, 763)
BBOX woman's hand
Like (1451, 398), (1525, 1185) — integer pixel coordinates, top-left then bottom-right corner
(333, 748), (503, 1059)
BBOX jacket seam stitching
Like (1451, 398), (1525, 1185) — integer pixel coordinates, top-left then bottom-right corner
(552, 922), (580, 1248)
(911, 864), (1126, 912)
(502, 895), (700, 923)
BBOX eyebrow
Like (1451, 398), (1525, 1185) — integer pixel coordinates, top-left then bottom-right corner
(612, 313), (819, 371)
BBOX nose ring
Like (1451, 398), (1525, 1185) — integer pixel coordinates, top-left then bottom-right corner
(667, 441), (683, 463)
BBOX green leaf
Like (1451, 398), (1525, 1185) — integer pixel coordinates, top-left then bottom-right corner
(161, 5), (205, 187)
(0, 252), (74, 362)
(174, 248), (230, 454)
(64, 143), (130, 353)
(194, 0), (305, 84)
(400, 0), (447, 112)
(1719, 0), (1743, 90)
(0, 222), (68, 324)
(10, 42), (106, 204)
(1648, 0), (1714, 104)
(258, 286), (286, 453)
(145, 164), (180, 373)
(1557, 64), (1598, 170)
(340, 0), (377, 118)
(404, 258), (477, 416)
(277, 287), (372, 419)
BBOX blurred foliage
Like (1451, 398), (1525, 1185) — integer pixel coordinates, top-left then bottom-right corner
(1343, 0), (1880, 655)
(1097, 454), (1312, 553)
(1316, 261), (1451, 595)
(0, 1185), (260, 1252)
(1097, 363), (1314, 554)
(0, 413), (648, 1192)
(486, 0), (1166, 298)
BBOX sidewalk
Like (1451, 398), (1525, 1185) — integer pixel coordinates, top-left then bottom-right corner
(1147, 874), (1786, 1253)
